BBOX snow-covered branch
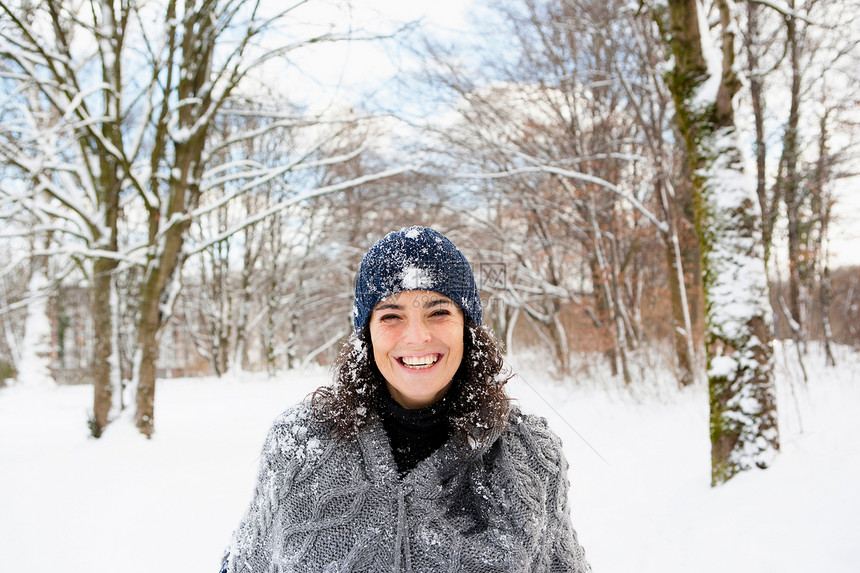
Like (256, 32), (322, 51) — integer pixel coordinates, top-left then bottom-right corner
(749, 0), (821, 25)
(469, 165), (668, 233)
(198, 141), (368, 205)
(187, 163), (422, 255)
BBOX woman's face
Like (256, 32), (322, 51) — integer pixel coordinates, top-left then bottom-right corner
(369, 290), (465, 409)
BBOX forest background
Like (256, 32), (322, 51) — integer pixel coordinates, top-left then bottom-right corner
(1, 0), (859, 488)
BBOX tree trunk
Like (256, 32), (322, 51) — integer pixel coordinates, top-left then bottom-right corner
(134, 284), (160, 437)
(20, 263), (54, 388)
(134, 0), (213, 436)
(779, 0), (808, 350)
(744, 0), (775, 264)
(586, 199), (624, 377)
(134, 216), (190, 437)
(812, 112), (836, 367)
(135, 132), (198, 436)
(265, 266), (279, 377)
(675, 154), (706, 352)
(657, 173), (696, 386)
(660, 0), (780, 485)
(89, 0), (124, 437)
(231, 278), (250, 375)
(820, 261), (836, 367)
(550, 303), (571, 376)
(607, 231), (632, 383)
(230, 223), (258, 374)
(90, 257), (117, 437)
(215, 239), (231, 377)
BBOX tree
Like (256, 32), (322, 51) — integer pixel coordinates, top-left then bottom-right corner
(765, 0), (860, 365)
(653, 0), (779, 484)
(416, 0), (699, 382)
(18, 261), (54, 387)
(0, 0), (415, 437)
(0, 0), (123, 434)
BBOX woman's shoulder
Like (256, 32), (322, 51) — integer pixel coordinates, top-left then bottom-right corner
(259, 402), (332, 464)
(269, 401), (315, 430)
(500, 405), (566, 469)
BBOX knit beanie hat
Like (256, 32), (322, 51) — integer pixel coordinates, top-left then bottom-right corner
(353, 226), (482, 331)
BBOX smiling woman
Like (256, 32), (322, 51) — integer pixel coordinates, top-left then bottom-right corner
(370, 290), (465, 408)
(221, 226), (591, 573)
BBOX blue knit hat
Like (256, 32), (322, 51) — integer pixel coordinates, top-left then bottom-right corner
(353, 226), (482, 331)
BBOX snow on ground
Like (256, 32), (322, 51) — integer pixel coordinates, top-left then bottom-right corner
(1, 343), (858, 572)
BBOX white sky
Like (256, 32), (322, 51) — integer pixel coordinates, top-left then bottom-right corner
(276, 0), (476, 110)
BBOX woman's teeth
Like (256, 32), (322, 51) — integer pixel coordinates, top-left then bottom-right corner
(399, 355), (439, 369)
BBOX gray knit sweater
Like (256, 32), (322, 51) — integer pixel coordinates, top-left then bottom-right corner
(223, 403), (591, 573)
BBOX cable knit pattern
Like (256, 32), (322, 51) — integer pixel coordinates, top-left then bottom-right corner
(223, 403), (590, 573)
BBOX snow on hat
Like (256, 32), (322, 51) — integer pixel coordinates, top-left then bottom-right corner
(353, 226), (482, 331)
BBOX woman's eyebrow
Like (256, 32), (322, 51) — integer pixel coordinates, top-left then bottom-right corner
(374, 302), (404, 311)
(424, 298), (452, 308)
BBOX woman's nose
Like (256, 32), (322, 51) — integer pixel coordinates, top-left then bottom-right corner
(402, 317), (432, 344)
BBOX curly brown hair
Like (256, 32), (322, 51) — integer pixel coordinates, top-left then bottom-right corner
(310, 320), (512, 444)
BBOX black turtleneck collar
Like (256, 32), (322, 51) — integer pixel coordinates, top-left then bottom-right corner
(377, 387), (453, 477)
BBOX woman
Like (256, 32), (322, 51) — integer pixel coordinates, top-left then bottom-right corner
(222, 226), (591, 573)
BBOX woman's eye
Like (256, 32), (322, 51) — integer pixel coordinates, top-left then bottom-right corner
(379, 313), (400, 322)
(430, 309), (451, 318)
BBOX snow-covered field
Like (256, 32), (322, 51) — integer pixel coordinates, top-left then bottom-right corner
(1, 344), (858, 572)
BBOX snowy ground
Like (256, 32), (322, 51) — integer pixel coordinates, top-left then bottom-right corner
(1, 343), (858, 572)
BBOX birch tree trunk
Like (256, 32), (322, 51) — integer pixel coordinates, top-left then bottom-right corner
(19, 264), (54, 388)
(743, 0), (777, 265)
(812, 112), (836, 367)
(657, 172), (696, 386)
(658, 0), (779, 485)
(776, 0), (809, 351)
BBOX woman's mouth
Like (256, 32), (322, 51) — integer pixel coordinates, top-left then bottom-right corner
(397, 354), (441, 370)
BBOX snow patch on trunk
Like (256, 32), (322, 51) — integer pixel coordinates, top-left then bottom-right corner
(17, 269), (54, 388)
(700, 126), (779, 482)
